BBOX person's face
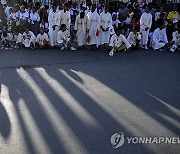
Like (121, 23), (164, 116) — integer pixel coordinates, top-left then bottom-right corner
(32, 8), (36, 13)
(52, 6), (57, 12)
(64, 5), (68, 11)
(105, 6), (109, 13)
(25, 29), (29, 34)
(20, 7), (25, 12)
(62, 26), (66, 31)
(160, 7), (164, 13)
(91, 5), (96, 12)
(160, 24), (165, 30)
(173, 6), (177, 12)
(116, 30), (121, 36)
(14, 31), (18, 35)
(112, 14), (117, 20)
(145, 6), (149, 13)
(40, 28), (44, 34)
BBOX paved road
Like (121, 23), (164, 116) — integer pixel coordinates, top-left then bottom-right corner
(0, 49), (180, 154)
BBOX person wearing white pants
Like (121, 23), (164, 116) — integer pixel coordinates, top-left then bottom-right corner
(140, 5), (152, 50)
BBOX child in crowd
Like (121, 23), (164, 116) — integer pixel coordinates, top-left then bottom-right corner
(109, 28), (131, 56)
(1, 30), (13, 48)
(170, 27), (180, 52)
(35, 27), (49, 48)
(12, 28), (23, 49)
(127, 26), (142, 50)
(57, 24), (76, 51)
(22, 28), (36, 49)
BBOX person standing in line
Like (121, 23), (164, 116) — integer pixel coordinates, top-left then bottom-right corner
(100, 5), (112, 50)
(48, 3), (59, 47)
(140, 5), (152, 49)
(87, 4), (101, 51)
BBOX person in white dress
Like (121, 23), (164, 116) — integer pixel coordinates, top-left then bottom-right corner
(12, 28), (23, 49)
(140, 5), (152, 49)
(35, 27), (49, 48)
(74, 11), (89, 49)
(109, 28), (131, 56)
(152, 21), (168, 51)
(48, 3), (59, 47)
(57, 3), (71, 31)
(170, 27), (180, 52)
(100, 6), (112, 49)
(87, 4), (101, 50)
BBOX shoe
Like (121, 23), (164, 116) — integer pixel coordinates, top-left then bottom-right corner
(109, 51), (114, 56)
(170, 45), (177, 53)
(145, 45), (148, 50)
(140, 45), (144, 49)
(70, 47), (76, 51)
(61, 47), (65, 51)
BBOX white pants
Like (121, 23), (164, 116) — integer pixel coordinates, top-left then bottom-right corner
(49, 27), (59, 47)
(140, 29), (149, 46)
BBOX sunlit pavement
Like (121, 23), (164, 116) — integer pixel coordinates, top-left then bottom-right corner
(0, 49), (180, 154)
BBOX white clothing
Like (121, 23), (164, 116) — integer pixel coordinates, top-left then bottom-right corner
(57, 30), (70, 44)
(172, 31), (180, 46)
(36, 33), (49, 45)
(140, 12), (152, 45)
(74, 14), (89, 46)
(87, 11), (100, 46)
(22, 31), (36, 47)
(30, 12), (40, 24)
(58, 10), (71, 30)
(109, 34), (131, 49)
(100, 11), (112, 44)
(127, 32), (141, 46)
(48, 11), (59, 46)
(152, 28), (168, 50)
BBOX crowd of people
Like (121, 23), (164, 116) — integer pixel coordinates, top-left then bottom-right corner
(0, 0), (180, 56)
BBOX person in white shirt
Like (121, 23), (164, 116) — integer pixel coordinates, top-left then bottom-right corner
(87, 4), (101, 50)
(1, 31), (13, 47)
(57, 24), (76, 51)
(48, 3), (59, 47)
(12, 28), (23, 49)
(100, 6), (112, 49)
(152, 21), (168, 51)
(19, 5), (29, 31)
(109, 28), (131, 56)
(170, 27), (180, 52)
(22, 28), (36, 49)
(56, 3), (71, 31)
(74, 11), (89, 49)
(35, 27), (49, 48)
(30, 6), (40, 36)
(140, 5), (152, 49)
(127, 26), (142, 50)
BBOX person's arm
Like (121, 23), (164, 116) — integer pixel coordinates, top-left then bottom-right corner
(153, 29), (159, 44)
(121, 34), (131, 49)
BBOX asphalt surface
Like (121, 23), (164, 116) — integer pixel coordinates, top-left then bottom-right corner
(0, 48), (180, 154)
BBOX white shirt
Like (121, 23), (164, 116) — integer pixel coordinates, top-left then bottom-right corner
(100, 11), (112, 30)
(172, 31), (180, 42)
(153, 28), (168, 44)
(36, 33), (49, 45)
(57, 30), (70, 44)
(48, 11), (59, 29)
(59, 10), (71, 30)
(19, 11), (29, 20)
(110, 34), (131, 48)
(140, 12), (152, 30)
(30, 12), (40, 24)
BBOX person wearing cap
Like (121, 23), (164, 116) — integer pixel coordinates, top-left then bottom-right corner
(100, 5), (112, 50)
(109, 28), (131, 56)
(48, 3), (59, 47)
(74, 11), (89, 49)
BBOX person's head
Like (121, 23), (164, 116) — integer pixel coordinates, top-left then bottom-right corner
(72, 3), (77, 9)
(132, 26), (139, 33)
(3, 31), (7, 37)
(13, 28), (19, 35)
(91, 4), (96, 12)
(32, 6), (36, 13)
(63, 3), (68, 11)
(60, 24), (66, 31)
(112, 13), (117, 21)
(104, 5), (109, 13)
(80, 11), (85, 19)
(52, 3), (57, 12)
(159, 6), (164, 13)
(40, 27), (44, 34)
(20, 5), (25, 12)
(115, 28), (121, 36)
(172, 5), (177, 12)
(25, 28), (29, 34)
(145, 5), (149, 13)
(159, 21), (165, 30)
